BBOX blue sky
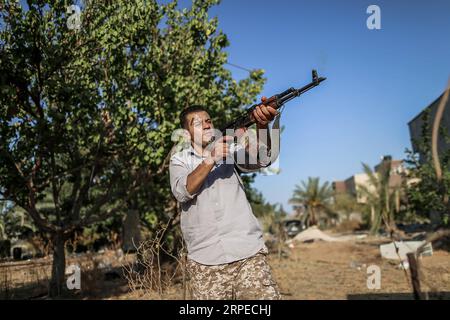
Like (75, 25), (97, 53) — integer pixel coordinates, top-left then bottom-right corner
(14, 0), (450, 212)
(207, 0), (450, 212)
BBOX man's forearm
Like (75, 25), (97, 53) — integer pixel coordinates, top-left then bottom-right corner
(186, 159), (215, 195)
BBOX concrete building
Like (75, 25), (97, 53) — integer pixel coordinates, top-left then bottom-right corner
(332, 173), (374, 204)
(408, 91), (450, 223)
(343, 173), (374, 204)
(333, 156), (405, 204)
(408, 91), (450, 163)
(374, 155), (405, 189)
(331, 181), (347, 195)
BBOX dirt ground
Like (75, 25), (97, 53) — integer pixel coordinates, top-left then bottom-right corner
(2, 237), (450, 300)
(118, 237), (450, 300)
(270, 239), (450, 300)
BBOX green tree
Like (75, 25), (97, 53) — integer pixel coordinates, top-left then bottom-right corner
(404, 105), (450, 225)
(405, 150), (450, 225)
(359, 160), (401, 235)
(242, 174), (287, 231)
(0, 0), (264, 296)
(1, 203), (37, 240)
(289, 177), (333, 227)
(0, 201), (6, 240)
(333, 193), (358, 221)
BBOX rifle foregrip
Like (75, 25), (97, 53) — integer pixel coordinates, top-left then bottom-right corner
(264, 95), (279, 108)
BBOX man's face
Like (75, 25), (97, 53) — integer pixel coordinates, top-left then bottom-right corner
(185, 111), (214, 147)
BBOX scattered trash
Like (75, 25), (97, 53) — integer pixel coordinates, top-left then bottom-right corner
(283, 219), (305, 237)
(349, 261), (367, 271)
(379, 241), (433, 260)
(112, 249), (125, 262)
(98, 261), (112, 270)
(398, 260), (410, 270)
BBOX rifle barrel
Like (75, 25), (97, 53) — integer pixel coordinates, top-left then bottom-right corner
(278, 76), (326, 105)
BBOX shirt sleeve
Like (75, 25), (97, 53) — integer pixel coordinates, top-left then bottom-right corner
(169, 155), (197, 203)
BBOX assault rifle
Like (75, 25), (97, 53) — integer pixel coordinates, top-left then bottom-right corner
(220, 70), (326, 134)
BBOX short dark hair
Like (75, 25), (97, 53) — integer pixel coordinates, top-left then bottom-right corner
(179, 105), (208, 129)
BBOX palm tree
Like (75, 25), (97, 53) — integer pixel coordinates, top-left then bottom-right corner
(359, 160), (401, 235)
(289, 177), (333, 227)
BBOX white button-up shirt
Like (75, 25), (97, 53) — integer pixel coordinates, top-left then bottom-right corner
(169, 145), (267, 265)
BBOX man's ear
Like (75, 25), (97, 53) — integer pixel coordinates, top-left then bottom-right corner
(183, 129), (191, 140)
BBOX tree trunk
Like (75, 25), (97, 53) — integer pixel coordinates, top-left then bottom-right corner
(370, 205), (375, 226)
(309, 208), (316, 226)
(49, 232), (66, 297)
(370, 206), (381, 235)
(431, 81), (450, 214)
(395, 190), (400, 213)
(407, 253), (427, 300)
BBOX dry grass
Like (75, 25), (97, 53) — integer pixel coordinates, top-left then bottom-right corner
(270, 239), (450, 299)
(121, 240), (186, 299)
(1, 237), (449, 300)
(117, 237), (450, 300)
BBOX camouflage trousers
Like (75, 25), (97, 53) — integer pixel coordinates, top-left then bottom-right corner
(186, 248), (281, 300)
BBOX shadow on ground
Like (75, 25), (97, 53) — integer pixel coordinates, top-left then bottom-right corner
(347, 292), (450, 300)
(1, 266), (129, 300)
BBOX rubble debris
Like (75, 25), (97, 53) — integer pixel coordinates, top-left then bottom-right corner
(292, 226), (345, 243)
(379, 241), (433, 260)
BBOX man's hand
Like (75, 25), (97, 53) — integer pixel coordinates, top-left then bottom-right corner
(252, 96), (278, 129)
(186, 135), (233, 195)
(205, 136), (234, 164)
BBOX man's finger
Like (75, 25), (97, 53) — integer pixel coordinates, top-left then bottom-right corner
(260, 105), (272, 118)
(266, 106), (278, 116)
(255, 106), (268, 122)
(261, 96), (267, 102)
(253, 110), (262, 123)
